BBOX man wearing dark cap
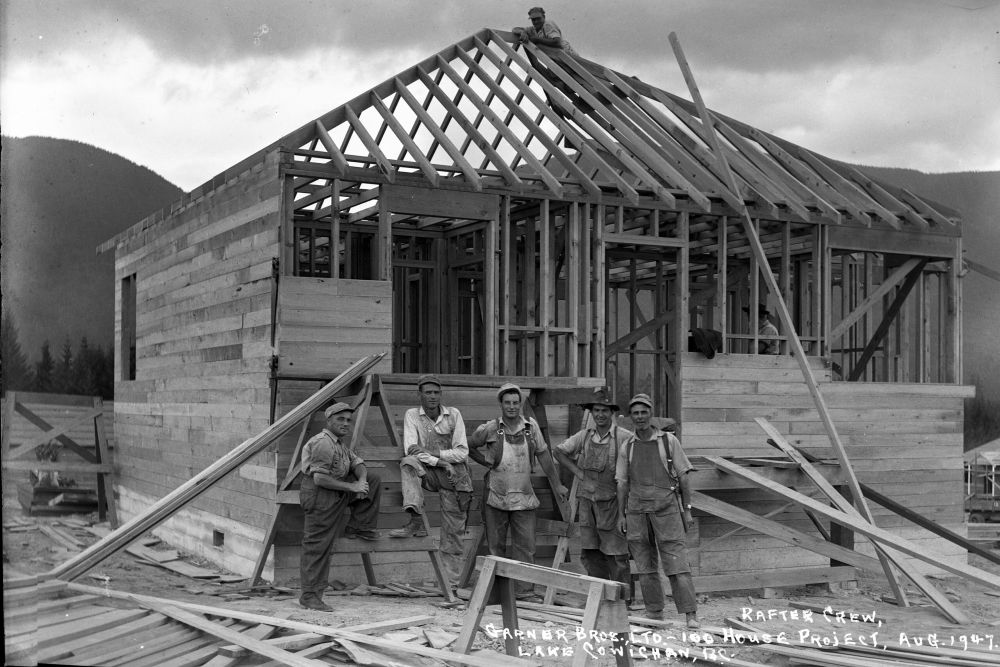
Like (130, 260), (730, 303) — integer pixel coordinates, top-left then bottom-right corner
(616, 393), (699, 628)
(298, 402), (381, 611)
(469, 382), (567, 599)
(389, 374), (473, 589)
(513, 7), (577, 56)
(554, 387), (632, 597)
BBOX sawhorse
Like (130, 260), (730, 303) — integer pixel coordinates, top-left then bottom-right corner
(455, 556), (632, 667)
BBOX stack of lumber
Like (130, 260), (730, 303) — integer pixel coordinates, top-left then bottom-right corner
(1, 579), (537, 667)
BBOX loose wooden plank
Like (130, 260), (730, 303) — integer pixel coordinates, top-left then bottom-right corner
(66, 582), (536, 667)
(135, 599), (327, 667)
(707, 456), (1000, 590)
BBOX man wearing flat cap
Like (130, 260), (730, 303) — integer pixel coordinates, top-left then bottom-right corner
(390, 374), (473, 589)
(554, 387), (633, 597)
(469, 382), (567, 599)
(513, 7), (577, 55)
(616, 393), (699, 628)
(298, 402), (381, 611)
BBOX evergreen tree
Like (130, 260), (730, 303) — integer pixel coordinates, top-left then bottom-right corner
(53, 338), (74, 393)
(72, 336), (95, 395)
(34, 340), (54, 392)
(1, 312), (34, 394)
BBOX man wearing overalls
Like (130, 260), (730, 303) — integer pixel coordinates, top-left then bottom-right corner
(469, 382), (567, 599)
(554, 387), (633, 598)
(616, 393), (699, 628)
(298, 402), (382, 611)
(390, 374), (473, 589)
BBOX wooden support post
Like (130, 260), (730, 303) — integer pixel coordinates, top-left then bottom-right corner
(377, 207), (392, 282)
(568, 203), (581, 376)
(501, 201), (512, 374)
(540, 200), (552, 376)
(594, 204), (606, 372)
(92, 397), (118, 528)
(485, 212), (498, 376)
(672, 211), (689, 422)
(718, 217), (728, 352)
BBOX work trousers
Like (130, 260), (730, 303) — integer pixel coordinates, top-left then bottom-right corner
(299, 473), (382, 598)
(483, 504), (536, 594)
(399, 457), (472, 586)
(627, 507), (696, 614)
(580, 549), (632, 601)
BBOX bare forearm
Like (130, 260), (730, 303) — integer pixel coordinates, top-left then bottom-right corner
(313, 472), (355, 492)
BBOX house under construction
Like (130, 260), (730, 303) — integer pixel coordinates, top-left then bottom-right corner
(99, 29), (973, 590)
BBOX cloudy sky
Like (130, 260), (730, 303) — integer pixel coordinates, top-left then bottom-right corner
(2, 0), (998, 192)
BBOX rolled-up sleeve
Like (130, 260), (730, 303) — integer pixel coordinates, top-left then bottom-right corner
(555, 430), (585, 458)
(615, 436), (633, 485)
(668, 433), (692, 475)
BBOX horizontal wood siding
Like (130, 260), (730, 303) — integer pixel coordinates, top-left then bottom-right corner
(110, 150), (281, 575)
(680, 352), (972, 576)
(275, 277), (392, 377)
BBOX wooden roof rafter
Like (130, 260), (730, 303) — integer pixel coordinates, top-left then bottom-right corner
(474, 34), (643, 203)
(497, 36), (682, 208)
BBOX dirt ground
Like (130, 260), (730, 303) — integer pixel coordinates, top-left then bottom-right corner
(4, 499), (1000, 666)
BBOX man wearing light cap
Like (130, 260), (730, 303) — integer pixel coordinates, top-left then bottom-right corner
(298, 402), (381, 611)
(554, 387), (633, 598)
(513, 6), (577, 56)
(616, 393), (699, 628)
(389, 374), (473, 589)
(469, 382), (567, 599)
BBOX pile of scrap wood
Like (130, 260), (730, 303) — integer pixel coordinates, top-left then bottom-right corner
(2, 576), (534, 667)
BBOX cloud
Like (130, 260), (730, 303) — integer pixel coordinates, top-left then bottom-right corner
(2, 0), (998, 190)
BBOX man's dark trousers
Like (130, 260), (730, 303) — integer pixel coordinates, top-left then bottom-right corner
(299, 473), (382, 599)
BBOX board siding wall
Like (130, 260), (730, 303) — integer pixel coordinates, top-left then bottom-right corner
(275, 277), (393, 377)
(110, 150), (281, 574)
(680, 352), (972, 576)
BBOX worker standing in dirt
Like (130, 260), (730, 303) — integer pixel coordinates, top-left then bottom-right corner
(616, 393), (699, 628)
(512, 6), (577, 56)
(298, 402), (381, 611)
(469, 382), (568, 600)
(389, 374), (473, 591)
(554, 387), (633, 599)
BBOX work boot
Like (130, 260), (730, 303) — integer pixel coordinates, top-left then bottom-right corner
(686, 612), (700, 629)
(352, 528), (378, 541)
(388, 515), (427, 538)
(298, 594), (332, 612)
